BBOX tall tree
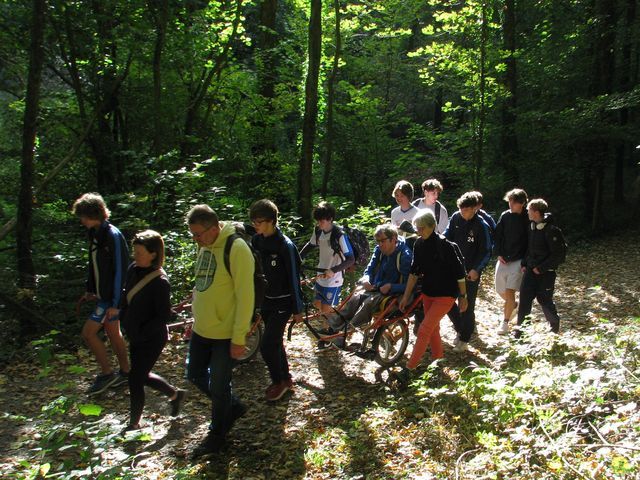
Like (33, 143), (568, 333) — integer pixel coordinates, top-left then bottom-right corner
(16, 0), (46, 339)
(499, 0), (519, 186)
(149, 0), (170, 156)
(321, 0), (341, 197)
(298, 0), (322, 221)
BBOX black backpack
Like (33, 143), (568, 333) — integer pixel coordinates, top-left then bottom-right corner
(314, 224), (371, 271)
(223, 223), (267, 313)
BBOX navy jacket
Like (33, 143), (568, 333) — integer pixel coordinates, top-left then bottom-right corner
(86, 221), (129, 307)
(252, 228), (304, 314)
(444, 213), (492, 273)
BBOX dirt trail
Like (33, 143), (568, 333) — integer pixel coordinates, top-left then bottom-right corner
(1, 230), (638, 479)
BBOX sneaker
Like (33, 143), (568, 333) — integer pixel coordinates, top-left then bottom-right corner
(513, 327), (523, 339)
(170, 389), (187, 417)
(316, 340), (331, 351)
(453, 341), (469, 353)
(331, 336), (346, 348)
(265, 381), (290, 401)
(86, 372), (117, 396)
(549, 323), (560, 334)
(110, 370), (129, 388)
(498, 320), (509, 335)
(192, 433), (227, 458)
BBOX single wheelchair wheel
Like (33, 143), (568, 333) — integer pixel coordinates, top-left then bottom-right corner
(372, 320), (409, 367)
(237, 320), (264, 364)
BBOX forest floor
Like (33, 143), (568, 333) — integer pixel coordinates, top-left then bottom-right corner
(0, 229), (639, 480)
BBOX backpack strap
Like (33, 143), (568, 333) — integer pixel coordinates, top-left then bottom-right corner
(329, 225), (344, 259)
(126, 268), (164, 304)
(435, 201), (441, 225)
(412, 198), (421, 207)
(223, 233), (242, 276)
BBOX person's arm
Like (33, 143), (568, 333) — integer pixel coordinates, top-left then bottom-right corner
(399, 273), (418, 311)
(110, 228), (127, 309)
(437, 204), (449, 234)
(494, 213), (505, 262)
(229, 240), (254, 351)
(153, 276), (172, 325)
(443, 214), (454, 240)
(387, 247), (412, 295)
(329, 235), (355, 273)
(469, 219), (492, 279)
(283, 238), (304, 316)
(538, 225), (564, 272)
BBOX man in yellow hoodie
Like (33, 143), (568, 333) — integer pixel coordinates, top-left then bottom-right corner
(185, 204), (255, 456)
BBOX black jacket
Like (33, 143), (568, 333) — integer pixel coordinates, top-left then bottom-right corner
(494, 209), (529, 262)
(411, 233), (466, 298)
(252, 228), (304, 314)
(119, 265), (171, 344)
(522, 213), (565, 272)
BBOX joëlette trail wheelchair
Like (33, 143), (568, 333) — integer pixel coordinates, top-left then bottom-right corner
(289, 273), (425, 367)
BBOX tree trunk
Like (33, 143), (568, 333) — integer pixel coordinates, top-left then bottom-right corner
(298, 0), (322, 222)
(473, 1), (488, 189)
(499, 0), (519, 186)
(588, 0), (617, 233)
(16, 0), (46, 340)
(321, 0), (341, 197)
(150, 0), (170, 156)
(614, 0), (637, 204)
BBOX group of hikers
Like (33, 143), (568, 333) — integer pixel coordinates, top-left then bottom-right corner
(71, 180), (566, 457)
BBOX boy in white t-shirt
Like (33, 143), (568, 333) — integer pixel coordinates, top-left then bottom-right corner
(300, 201), (354, 315)
(413, 178), (449, 234)
(390, 180), (420, 227)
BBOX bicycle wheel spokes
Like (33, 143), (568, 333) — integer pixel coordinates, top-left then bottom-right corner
(372, 321), (409, 367)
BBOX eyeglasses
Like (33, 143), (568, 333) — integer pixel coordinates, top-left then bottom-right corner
(375, 237), (391, 244)
(190, 224), (214, 239)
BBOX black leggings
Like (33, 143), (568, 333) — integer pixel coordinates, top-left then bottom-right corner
(259, 306), (292, 384)
(129, 335), (176, 425)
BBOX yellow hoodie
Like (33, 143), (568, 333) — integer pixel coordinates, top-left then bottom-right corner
(192, 222), (255, 345)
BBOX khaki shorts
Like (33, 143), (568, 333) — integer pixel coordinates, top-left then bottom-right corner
(495, 260), (524, 294)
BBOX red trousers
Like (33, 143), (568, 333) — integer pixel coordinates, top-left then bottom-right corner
(407, 296), (456, 369)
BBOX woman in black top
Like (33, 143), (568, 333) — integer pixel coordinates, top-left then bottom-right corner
(111, 230), (185, 431)
(399, 211), (467, 370)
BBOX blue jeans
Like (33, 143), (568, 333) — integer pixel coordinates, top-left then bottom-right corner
(187, 332), (242, 436)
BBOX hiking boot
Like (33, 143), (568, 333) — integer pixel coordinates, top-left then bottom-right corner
(265, 381), (290, 402)
(111, 370), (129, 388)
(498, 320), (509, 335)
(170, 389), (187, 417)
(192, 433), (227, 458)
(453, 341), (469, 353)
(86, 372), (117, 396)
